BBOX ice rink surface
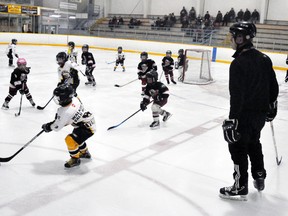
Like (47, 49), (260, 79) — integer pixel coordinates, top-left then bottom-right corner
(0, 44), (288, 216)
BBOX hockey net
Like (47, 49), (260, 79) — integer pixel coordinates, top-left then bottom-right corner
(181, 49), (213, 85)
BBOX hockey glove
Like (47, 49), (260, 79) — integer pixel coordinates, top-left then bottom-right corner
(222, 119), (241, 144)
(140, 101), (147, 111)
(266, 101), (278, 122)
(138, 72), (144, 79)
(42, 122), (53, 133)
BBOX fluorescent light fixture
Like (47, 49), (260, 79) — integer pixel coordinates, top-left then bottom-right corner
(49, 14), (61, 18)
(69, 16), (76, 19)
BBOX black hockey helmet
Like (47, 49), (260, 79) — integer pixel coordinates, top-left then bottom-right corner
(140, 51), (148, 61)
(56, 52), (68, 66)
(82, 44), (89, 52)
(53, 84), (74, 106)
(146, 70), (158, 84)
(229, 21), (256, 39)
(178, 49), (184, 54)
(166, 50), (172, 56)
(118, 46), (123, 52)
(12, 39), (17, 45)
(68, 41), (75, 48)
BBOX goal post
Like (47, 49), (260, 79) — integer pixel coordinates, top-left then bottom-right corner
(181, 49), (214, 85)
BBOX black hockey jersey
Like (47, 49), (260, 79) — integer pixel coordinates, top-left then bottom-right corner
(81, 52), (95, 66)
(143, 81), (169, 103)
(10, 68), (30, 89)
(162, 56), (174, 70)
(137, 59), (157, 75)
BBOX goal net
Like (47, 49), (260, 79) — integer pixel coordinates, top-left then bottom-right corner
(181, 49), (213, 85)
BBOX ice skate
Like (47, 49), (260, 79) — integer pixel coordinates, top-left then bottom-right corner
(85, 81), (93, 85)
(150, 120), (160, 129)
(171, 80), (177, 84)
(219, 184), (248, 201)
(253, 178), (265, 191)
(29, 99), (35, 107)
(2, 101), (9, 110)
(163, 111), (172, 122)
(64, 157), (81, 168)
(92, 81), (96, 86)
(9, 64), (15, 67)
(114, 66), (117, 71)
(80, 150), (91, 159)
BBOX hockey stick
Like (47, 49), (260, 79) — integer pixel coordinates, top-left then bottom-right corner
(270, 121), (282, 165)
(37, 95), (54, 110)
(107, 100), (153, 130)
(114, 78), (138, 87)
(15, 86), (24, 117)
(159, 71), (164, 81)
(106, 60), (116, 64)
(0, 130), (44, 162)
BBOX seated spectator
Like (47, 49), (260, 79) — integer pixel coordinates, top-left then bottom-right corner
(170, 13), (177, 25)
(236, 9), (244, 22)
(251, 9), (260, 23)
(128, 17), (141, 28)
(181, 16), (189, 30)
(243, 8), (251, 21)
(118, 16), (124, 25)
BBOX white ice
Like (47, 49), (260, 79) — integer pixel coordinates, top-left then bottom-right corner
(0, 45), (288, 216)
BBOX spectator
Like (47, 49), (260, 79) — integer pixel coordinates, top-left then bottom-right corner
(243, 8), (251, 21)
(189, 7), (197, 21)
(228, 8), (236, 22)
(180, 6), (188, 23)
(236, 9), (244, 22)
(181, 16), (189, 30)
(170, 13), (177, 25)
(214, 11), (223, 27)
(251, 9), (260, 23)
(118, 16), (124, 25)
(222, 12), (229, 26)
(204, 11), (210, 21)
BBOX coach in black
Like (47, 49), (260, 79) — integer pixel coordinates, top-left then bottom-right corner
(219, 22), (279, 201)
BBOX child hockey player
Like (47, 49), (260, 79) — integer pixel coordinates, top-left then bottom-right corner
(114, 46), (126, 72)
(2, 58), (35, 109)
(6, 39), (19, 67)
(81, 44), (96, 86)
(137, 51), (157, 96)
(161, 50), (176, 84)
(67, 41), (78, 64)
(56, 52), (80, 95)
(42, 84), (95, 168)
(140, 70), (172, 129)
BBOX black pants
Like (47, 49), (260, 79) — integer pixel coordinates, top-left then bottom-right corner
(228, 112), (266, 186)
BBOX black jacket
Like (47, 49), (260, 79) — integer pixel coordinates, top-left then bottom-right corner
(229, 42), (279, 119)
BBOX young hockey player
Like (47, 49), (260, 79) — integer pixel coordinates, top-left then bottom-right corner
(137, 51), (157, 96)
(140, 70), (172, 129)
(176, 49), (186, 81)
(81, 44), (96, 86)
(114, 46), (126, 72)
(56, 52), (80, 94)
(161, 50), (176, 84)
(2, 58), (35, 110)
(41, 84), (95, 168)
(6, 39), (19, 67)
(67, 41), (78, 64)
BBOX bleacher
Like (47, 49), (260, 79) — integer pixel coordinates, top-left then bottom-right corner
(89, 15), (288, 52)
